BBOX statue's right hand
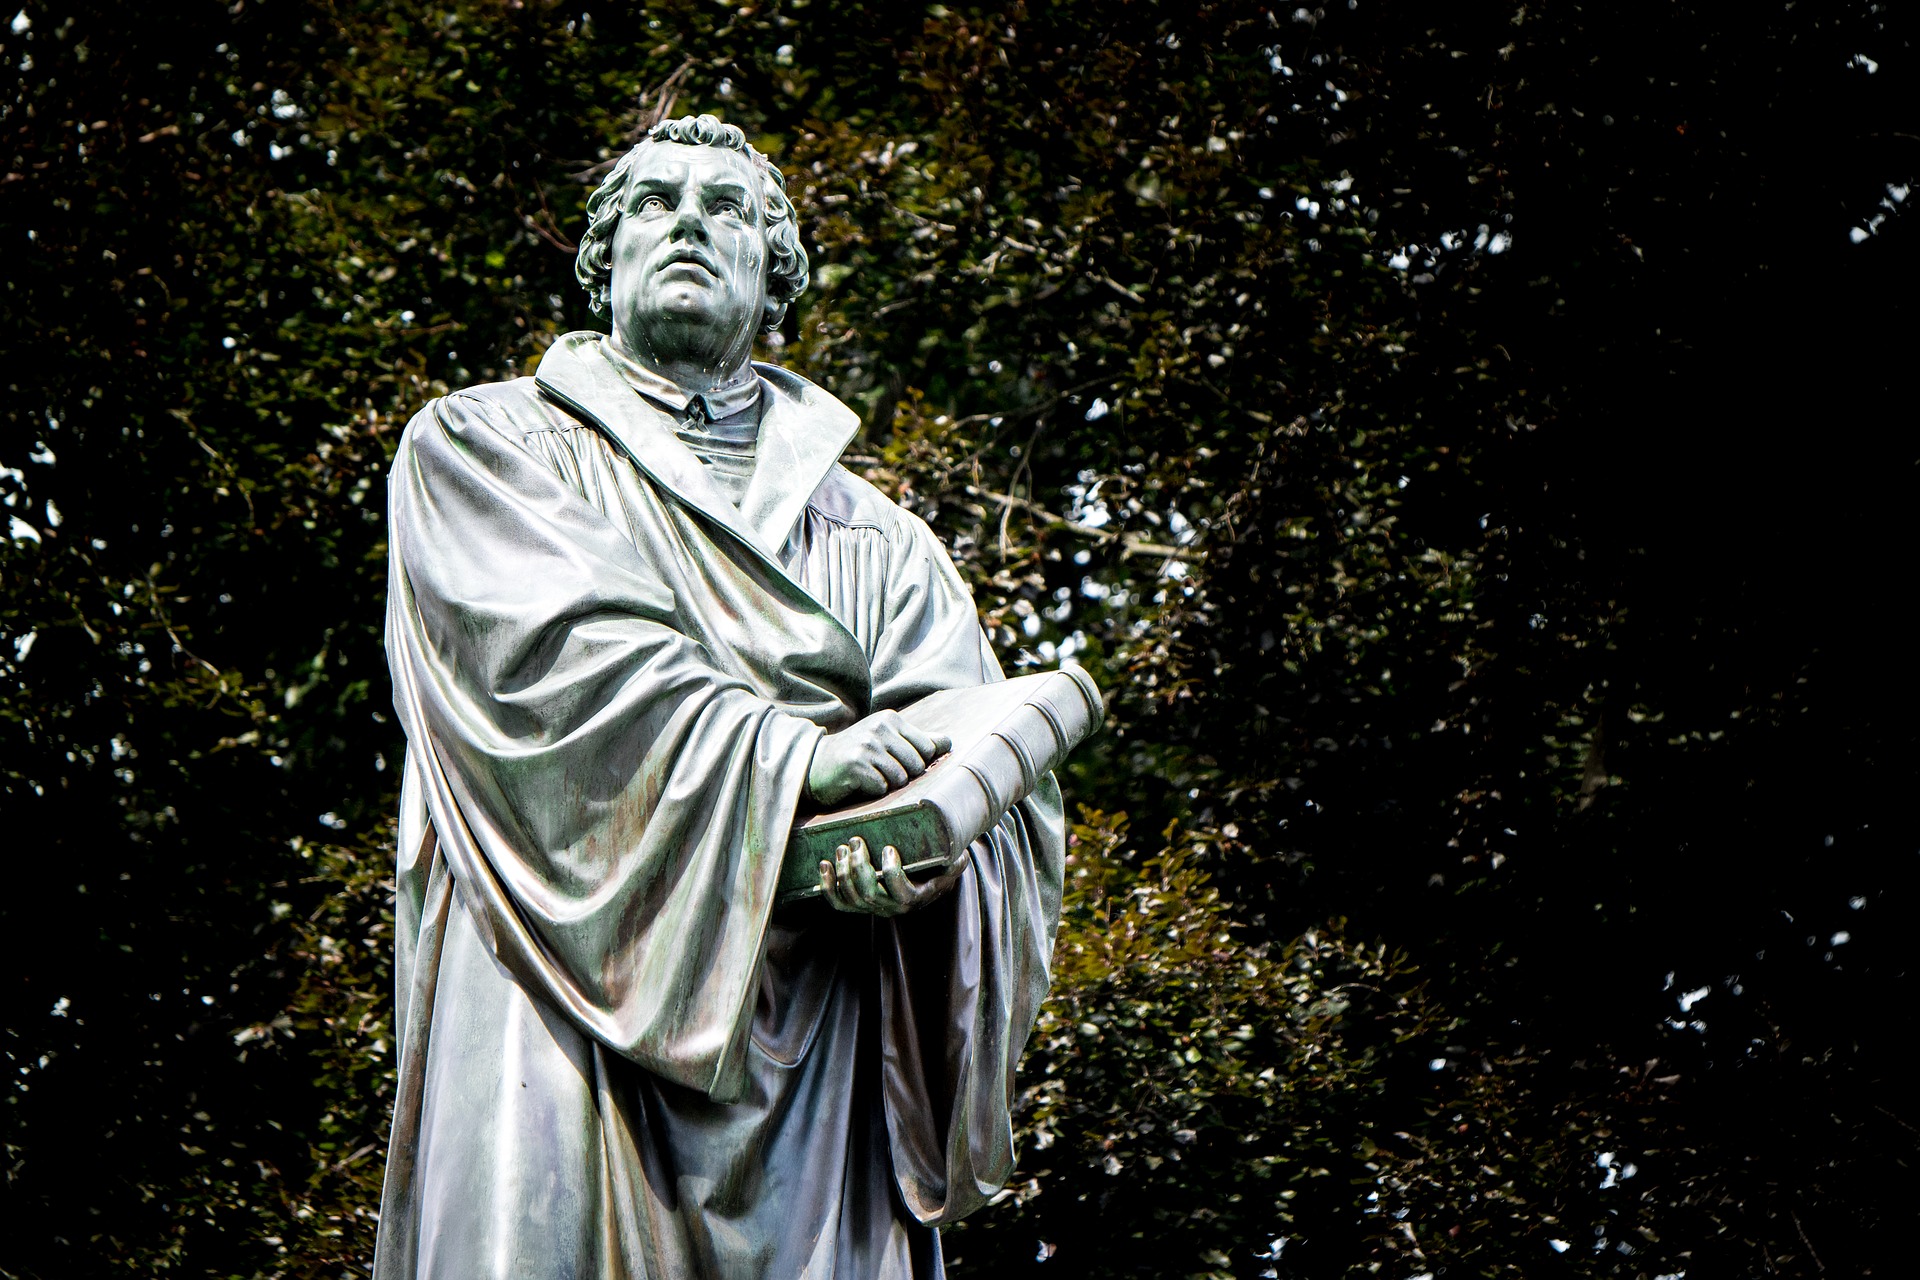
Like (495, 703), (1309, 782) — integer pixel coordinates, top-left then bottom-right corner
(818, 836), (964, 917)
(806, 710), (951, 806)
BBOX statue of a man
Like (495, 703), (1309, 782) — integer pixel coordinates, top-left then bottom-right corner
(374, 114), (1064, 1279)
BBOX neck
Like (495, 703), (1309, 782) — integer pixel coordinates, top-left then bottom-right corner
(611, 328), (754, 396)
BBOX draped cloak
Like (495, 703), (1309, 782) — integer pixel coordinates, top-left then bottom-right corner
(373, 331), (1065, 1280)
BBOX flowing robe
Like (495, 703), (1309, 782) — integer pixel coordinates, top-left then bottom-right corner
(373, 332), (1064, 1280)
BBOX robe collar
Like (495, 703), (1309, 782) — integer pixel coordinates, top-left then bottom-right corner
(533, 331), (861, 562)
(599, 338), (764, 423)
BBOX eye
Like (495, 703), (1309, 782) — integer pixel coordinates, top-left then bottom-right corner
(637, 194), (669, 214)
(713, 199), (745, 218)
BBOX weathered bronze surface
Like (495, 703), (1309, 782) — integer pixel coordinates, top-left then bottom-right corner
(375, 115), (1067, 1279)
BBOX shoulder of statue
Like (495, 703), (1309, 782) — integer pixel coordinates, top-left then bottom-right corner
(407, 376), (582, 442)
(448, 375), (563, 421)
(807, 463), (913, 535)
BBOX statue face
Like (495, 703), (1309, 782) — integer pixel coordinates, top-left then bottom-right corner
(607, 142), (769, 376)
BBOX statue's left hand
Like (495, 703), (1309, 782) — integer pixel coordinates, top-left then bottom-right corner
(818, 835), (963, 917)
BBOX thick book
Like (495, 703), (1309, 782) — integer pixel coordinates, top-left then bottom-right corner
(779, 666), (1104, 905)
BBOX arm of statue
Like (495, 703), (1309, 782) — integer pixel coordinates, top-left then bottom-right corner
(799, 710), (958, 916)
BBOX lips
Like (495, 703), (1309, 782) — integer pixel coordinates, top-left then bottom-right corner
(656, 248), (719, 277)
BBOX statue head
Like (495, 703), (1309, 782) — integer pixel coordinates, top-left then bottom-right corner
(575, 115), (809, 384)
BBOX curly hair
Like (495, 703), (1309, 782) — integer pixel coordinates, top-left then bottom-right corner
(574, 114), (809, 333)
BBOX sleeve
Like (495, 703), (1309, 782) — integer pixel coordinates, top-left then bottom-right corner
(384, 392), (825, 1101)
(866, 510), (1069, 1223)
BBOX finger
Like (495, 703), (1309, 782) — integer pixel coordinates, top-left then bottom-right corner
(857, 710), (904, 748)
(830, 845), (860, 912)
(879, 844), (916, 906)
(880, 732), (930, 780)
(847, 836), (884, 904)
(850, 762), (890, 798)
(872, 720), (928, 765)
(869, 751), (909, 790)
(896, 720), (950, 762)
(821, 857), (854, 912)
(834, 873), (863, 912)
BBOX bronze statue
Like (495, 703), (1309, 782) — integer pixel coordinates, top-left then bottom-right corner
(374, 114), (1067, 1279)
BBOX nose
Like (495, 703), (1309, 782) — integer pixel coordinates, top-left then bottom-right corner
(669, 193), (711, 243)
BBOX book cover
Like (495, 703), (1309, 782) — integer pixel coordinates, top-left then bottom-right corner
(778, 666), (1104, 904)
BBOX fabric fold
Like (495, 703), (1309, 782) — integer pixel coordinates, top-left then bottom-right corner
(386, 386), (839, 1096)
(375, 333), (1066, 1280)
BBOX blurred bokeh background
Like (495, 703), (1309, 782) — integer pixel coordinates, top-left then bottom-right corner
(3, 1), (1915, 1275)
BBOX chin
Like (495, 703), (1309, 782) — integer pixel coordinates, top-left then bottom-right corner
(665, 285), (735, 315)
(621, 303), (755, 356)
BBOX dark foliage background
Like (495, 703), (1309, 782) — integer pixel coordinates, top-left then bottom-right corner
(3, 1), (1915, 1276)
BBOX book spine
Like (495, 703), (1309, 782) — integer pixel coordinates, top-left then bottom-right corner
(918, 671), (1102, 862)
